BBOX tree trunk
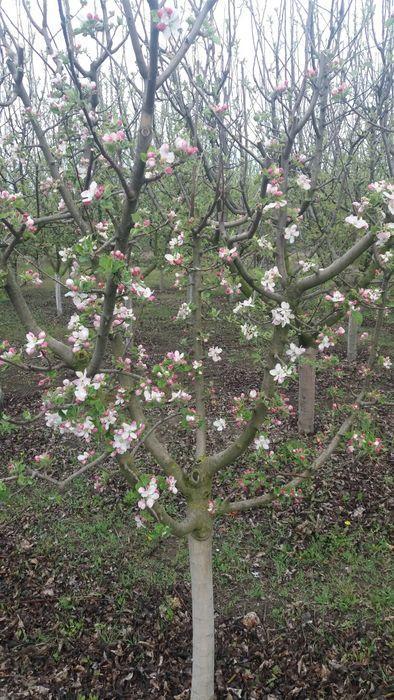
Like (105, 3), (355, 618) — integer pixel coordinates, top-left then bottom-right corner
(187, 272), (194, 305)
(55, 274), (63, 317)
(298, 346), (316, 434)
(189, 533), (215, 700)
(347, 311), (359, 363)
(368, 275), (390, 368)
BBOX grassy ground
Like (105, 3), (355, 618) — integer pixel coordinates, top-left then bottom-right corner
(0, 279), (392, 698)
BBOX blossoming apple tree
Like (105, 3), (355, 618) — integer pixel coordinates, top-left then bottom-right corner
(0, 1), (392, 699)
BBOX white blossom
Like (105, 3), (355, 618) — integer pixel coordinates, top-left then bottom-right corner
(159, 143), (175, 163)
(269, 363), (292, 384)
(100, 408), (118, 431)
(376, 229), (392, 247)
(81, 180), (99, 204)
(213, 418), (227, 432)
(286, 343), (305, 362)
(176, 303), (192, 320)
(317, 335), (333, 351)
(271, 302), (295, 327)
(166, 475), (178, 494)
(208, 346), (223, 362)
(112, 421), (139, 454)
(241, 323), (258, 340)
(261, 266), (281, 292)
(325, 290), (345, 304)
(138, 477), (160, 509)
(264, 200), (287, 211)
(143, 386), (165, 403)
(284, 224), (300, 244)
(254, 435), (270, 450)
(345, 215), (368, 229)
(296, 173), (311, 190)
(25, 331), (47, 356)
(233, 298), (255, 314)
(298, 260), (314, 272)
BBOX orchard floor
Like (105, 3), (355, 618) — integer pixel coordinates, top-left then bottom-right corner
(0, 283), (393, 699)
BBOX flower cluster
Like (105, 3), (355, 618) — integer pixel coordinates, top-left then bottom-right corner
(345, 214), (368, 229)
(138, 477), (160, 509)
(233, 297), (255, 314)
(213, 418), (226, 432)
(146, 137), (198, 177)
(165, 252), (184, 266)
(269, 363), (292, 384)
(325, 290), (345, 304)
(240, 323), (258, 340)
(130, 282), (155, 301)
(285, 343), (305, 363)
(254, 434), (270, 451)
(25, 331), (47, 356)
(63, 370), (105, 402)
(113, 421), (143, 454)
(21, 269), (43, 286)
(0, 340), (18, 365)
(208, 346), (222, 362)
(271, 302), (295, 327)
(219, 275), (241, 296)
(175, 303), (192, 321)
(261, 266), (281, 293)
(316, 333), (335, 352)
(81, 181), (104, 205)
(166, 475), (178, 493)
(212, 103), (228, 114)
(156, 6), (180, 37)
(0, 189), (21, 202)
(218, 246), (238, 262)
(67, 316), (90, 352)
(266, 183), (284, 197)
(264, 199), (287, 212)
(23, 213), (37, 233)
(102, 130), (126, 143)
(174, 136), (199, 156)
(358, 288), (381, 304)
(296, 173), (311, 190)
(331, 82), (349, 96)
(284, 224), (300, 243)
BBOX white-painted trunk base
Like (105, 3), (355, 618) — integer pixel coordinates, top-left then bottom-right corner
(187, 272), (194, 305)
(298, 346), (316, 434)
(188, 534), (215, 700)
(55, 274), (63, 316)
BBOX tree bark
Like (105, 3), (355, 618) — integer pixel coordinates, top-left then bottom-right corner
(55, 274), (63, 317)
(347, 311), (359, 363)
(368, 275), (390, 368)
(189, 533), (215, 700)
(298, 346), (316, 434)
(187, 271), (194, 304)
